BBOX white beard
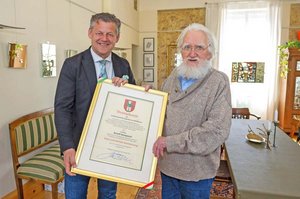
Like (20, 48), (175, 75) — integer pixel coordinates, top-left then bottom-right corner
(176, 59), (212, 79)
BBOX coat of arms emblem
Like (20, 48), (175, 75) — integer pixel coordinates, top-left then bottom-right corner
(124, 99), (136, 112)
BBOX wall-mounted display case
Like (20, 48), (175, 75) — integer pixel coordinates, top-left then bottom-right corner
(279, 48), (300, 133)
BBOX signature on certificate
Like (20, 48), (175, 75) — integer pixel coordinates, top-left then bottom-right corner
(96, 152), (132, 164)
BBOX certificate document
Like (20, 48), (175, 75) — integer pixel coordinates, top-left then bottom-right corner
(90, 92), (153, 170)
(72, 80), (168, 188)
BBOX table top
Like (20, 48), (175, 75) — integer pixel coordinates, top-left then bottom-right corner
(225, 119), (300, 199)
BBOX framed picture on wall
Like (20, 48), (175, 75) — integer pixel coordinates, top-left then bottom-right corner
(143, 53), (154, 67)
(143, 38), (154, 52)
(65, 49), (78, 58)
(143, 68), (154, 82)
(231, 62), (264, 83)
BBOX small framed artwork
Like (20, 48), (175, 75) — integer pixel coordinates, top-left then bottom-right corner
(143, 68), (154, 82)
(8, 43), (27, 69)
(65, 49), (78, 58)
(144, 53), (154, 67)
(231, 62), (264, 83)
(41, 43), (56, 77)
(143, 38), (154, 52)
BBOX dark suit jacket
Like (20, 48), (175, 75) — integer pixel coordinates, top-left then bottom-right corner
(54, 47), (136, 152)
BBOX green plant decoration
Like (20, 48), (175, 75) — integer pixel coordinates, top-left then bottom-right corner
(278, 40), (300, 78)
(8, 43), (27, 68)
(10, 43), (23, 58)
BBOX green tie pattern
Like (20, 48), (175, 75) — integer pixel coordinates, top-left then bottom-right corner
(99, 60), (107, 79)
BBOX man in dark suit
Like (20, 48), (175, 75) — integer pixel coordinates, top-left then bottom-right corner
(54, 13), (135, 199)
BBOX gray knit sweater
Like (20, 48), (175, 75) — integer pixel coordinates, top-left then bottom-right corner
(158, 68), (232, 181)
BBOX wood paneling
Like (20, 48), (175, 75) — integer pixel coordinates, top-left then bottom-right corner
(278, 48), (300, 133)
(157, 8), (205, 88)
(289, 4), (300, 40)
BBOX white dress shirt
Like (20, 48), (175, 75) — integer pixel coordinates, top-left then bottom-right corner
(90, 48), (115, 79)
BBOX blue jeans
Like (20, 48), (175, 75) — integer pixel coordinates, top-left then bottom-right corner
(64, 172), (117, 199)
(161, 172), (214, 199)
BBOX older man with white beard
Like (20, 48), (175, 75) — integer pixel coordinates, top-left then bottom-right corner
(152, 23), (232, 199)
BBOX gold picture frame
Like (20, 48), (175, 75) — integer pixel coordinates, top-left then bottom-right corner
(72, 80), (168, 188)
(8, 43), (27, 68)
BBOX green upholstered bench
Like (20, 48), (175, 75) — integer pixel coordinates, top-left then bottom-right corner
(9, 108), (64, 199)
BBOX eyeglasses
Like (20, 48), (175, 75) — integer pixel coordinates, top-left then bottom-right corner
(181, 44), (210, 53)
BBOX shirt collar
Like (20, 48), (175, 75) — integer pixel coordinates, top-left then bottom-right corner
(178, 76), (197, 82)
(90, 47), (112, 63)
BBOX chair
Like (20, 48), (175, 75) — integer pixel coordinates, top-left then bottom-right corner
(9, 108), (64, 199)
(232, 107), (261, 120)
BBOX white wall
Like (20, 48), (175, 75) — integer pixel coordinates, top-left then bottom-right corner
(104, 0), (139, 76)
(0, 0), (141, 196)
(138, 11), (157, 87)
(0, 0), (99, 196)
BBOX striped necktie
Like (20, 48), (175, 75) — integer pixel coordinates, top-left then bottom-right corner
(99, 60), (107, 79)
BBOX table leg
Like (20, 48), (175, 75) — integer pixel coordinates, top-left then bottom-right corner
(291, 124), (296, 138)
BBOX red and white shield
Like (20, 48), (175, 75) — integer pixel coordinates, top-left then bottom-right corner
(124, 99), (136, 112)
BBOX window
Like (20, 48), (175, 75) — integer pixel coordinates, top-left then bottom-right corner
(218, 2), (280, 119)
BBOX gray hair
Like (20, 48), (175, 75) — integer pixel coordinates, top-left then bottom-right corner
(177, 23), (217, 58)
(90, 13), (121, 35)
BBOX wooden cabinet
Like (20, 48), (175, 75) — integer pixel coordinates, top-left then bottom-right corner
(278, 48), (300, 133)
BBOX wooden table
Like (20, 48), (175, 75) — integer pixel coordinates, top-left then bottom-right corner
(225, 119), (300, 199)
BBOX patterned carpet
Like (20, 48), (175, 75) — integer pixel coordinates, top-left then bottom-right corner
(210, 181), (234, 199)
(135, 170), (234, 199)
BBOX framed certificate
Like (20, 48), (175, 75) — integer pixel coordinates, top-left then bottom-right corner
(72, 80), (168, 188)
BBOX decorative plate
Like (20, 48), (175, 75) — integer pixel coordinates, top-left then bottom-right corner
(245, 133), (265, 143)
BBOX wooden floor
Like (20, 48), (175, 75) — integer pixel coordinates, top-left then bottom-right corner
(3, 178), (233, 199)
(3, 178), (139, 199)
(3, 180), (228, 199)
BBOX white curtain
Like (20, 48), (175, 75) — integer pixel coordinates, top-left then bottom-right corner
(205, 3), (222, 68)
(216, 1), (281, 120)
